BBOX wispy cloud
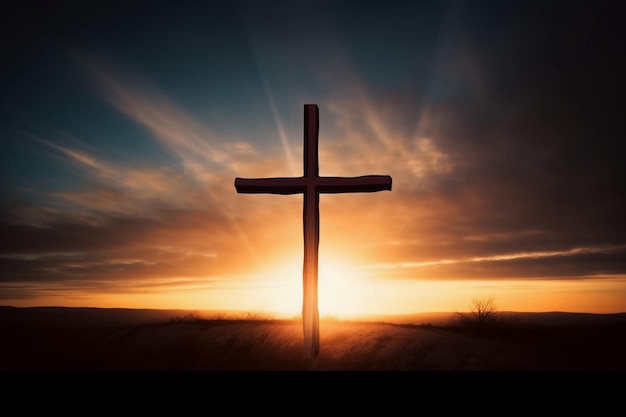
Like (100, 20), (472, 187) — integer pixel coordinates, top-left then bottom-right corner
(370, 245), (626, 269)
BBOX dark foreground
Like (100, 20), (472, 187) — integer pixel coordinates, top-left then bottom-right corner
(1, 307), (626, 371)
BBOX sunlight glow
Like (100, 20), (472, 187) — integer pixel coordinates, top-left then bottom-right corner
(5, 273), (626, 316)
(256, 255), (375, 318)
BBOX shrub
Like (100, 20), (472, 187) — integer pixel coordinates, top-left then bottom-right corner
(453, 296), (501, 332)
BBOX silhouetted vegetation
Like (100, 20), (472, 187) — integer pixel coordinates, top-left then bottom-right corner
(243, 310), (275, 321)
(451, 297), (503, 335)
(168, 312), (205, 324)
(165, 310), (276, 324)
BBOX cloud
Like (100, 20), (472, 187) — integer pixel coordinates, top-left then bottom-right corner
(368, 244), (626, 280)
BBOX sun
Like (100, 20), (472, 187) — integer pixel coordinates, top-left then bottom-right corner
(317, 257), (366, 318)
(261, 254), (369, 319)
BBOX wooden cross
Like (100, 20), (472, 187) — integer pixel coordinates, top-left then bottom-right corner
(234, 104), (392, 358)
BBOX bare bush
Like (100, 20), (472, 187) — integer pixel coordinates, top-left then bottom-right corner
(454, 296), (501, 331)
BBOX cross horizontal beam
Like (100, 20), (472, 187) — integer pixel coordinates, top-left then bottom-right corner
(234, 175), (392, 194)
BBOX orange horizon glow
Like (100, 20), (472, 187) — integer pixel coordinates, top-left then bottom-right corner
(4, 268), (626, 316)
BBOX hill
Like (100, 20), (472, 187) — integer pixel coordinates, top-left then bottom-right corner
(1, 306), (625, 370)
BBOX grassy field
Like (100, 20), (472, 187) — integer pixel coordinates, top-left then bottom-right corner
(2, 307), (625, 371)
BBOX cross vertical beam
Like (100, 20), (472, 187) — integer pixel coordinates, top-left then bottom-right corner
(235, 104), (392, 358)
(302, 104), (320, 357)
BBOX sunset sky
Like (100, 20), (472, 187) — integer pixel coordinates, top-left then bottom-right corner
(1, 0), (625, 317)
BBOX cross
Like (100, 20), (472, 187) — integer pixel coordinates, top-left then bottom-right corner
(234, 104), (392, 358)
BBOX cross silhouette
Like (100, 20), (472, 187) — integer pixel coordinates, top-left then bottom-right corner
(235, 104), (392, 358)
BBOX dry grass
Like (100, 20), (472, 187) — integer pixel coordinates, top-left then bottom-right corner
(2, 307), (625, 371)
